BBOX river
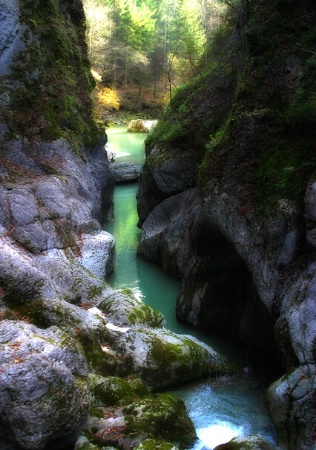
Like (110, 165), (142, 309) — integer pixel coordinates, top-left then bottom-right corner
(105, 125), (279, 450)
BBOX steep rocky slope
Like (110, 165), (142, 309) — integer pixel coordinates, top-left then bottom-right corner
(137, 0), (316, 449)
(0, 1), (236, 449)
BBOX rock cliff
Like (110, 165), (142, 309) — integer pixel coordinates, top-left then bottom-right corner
(0, 1), (236, 449)
(137, 1), (316, 449)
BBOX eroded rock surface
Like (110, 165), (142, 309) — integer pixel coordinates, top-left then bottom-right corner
(137, 147), (197, 225)
(0, 321), (90, 449)
(0, 0), (237, 448)
(113, 162), (140, 182)
(137, 92), (316, 450)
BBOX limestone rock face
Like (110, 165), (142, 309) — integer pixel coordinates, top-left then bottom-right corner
(0, 321), (90, 449)
(137, 188), (202, 278)
(266, 365), (316, 450)
(0, 0), (22, 77)
(304, 182), (316, 248)
(0, 1), (240, 449)
(137, 146), (197, 225)
(77, 230), (115, 279)
(88, 305), (235, 390)
(136, 139), (315, 448)
(0, 138), (116, 281)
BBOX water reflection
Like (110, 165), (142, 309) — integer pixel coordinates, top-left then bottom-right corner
(106, 125), (146, 167)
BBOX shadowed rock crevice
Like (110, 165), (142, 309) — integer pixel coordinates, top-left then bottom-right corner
(176, 221), (284, 383)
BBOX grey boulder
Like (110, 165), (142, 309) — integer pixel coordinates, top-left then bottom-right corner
(0, 320), (90, 449)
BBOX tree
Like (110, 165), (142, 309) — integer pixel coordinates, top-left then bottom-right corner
(83, 0), (113, 72)
(83, 0), (228, 102)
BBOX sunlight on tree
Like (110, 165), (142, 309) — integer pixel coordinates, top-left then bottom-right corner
(83, 0), (113, 71)
(83, 0), (228, 106)
(95, 87), (120, 116)
(91, 69), (102, 83)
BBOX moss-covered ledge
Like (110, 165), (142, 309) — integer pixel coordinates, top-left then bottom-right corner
(0, 0), (100, 149)
(81, 373), (197, 449)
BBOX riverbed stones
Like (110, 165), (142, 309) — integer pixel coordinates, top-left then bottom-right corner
(88, 374), (150, 407)
(96, 319), (237, 390)
(97, 289), (166, 328)
(133, 439), (180, 450)
(127, 119), (149, 132)
(79, 371), (195, 449)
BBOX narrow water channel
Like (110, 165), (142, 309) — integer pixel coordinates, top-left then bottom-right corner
(105, 126), (279, 450)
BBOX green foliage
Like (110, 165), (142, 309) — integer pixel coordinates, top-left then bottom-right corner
(284, 103), (316, 130)
(255, 140), (309, 209)
(113, 0), (156, 51)
(84, 0), (225, 96)
(146, 48), (237, 156)
(146, 0), (316, 219)
(197, 121), (230, 185)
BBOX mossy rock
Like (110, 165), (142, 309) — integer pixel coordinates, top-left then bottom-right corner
(134, 438), (180, 449)
(75, 435), (118, 450)
(89, 374), (150, 406)
(214, 434), (276, 449)
(140, 329), (237, 389)
(79, 336), (133, 378)
(2, 0), (100, 148)
(123, 393), (196, 448)
(98, 290), (165, 328)
(83, 393), (194, 449)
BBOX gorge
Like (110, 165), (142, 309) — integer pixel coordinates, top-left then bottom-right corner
(0, 0), (315, 449)
(105, 126), (279, 450)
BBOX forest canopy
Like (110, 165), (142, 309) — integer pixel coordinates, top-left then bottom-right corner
(83, 0), (228, 110)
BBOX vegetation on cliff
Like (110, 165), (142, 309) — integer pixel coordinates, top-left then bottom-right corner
(147, 0), (316, 211)
(1, 0), (100, 148)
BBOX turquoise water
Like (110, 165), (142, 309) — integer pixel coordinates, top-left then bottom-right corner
(106, 125), (146, 168)
(105, 126), (279, 450)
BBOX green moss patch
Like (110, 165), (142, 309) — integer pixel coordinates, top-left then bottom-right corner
(98, 291), (165, 328)
(2, 0), (100, 149)
(142, 330), (235, 388)
(123, 393), (196, 448)
(89, 374), (149, 406)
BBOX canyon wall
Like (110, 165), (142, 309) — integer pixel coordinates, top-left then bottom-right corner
(137, 1), (316, 448)
(0, 1), (234, 448)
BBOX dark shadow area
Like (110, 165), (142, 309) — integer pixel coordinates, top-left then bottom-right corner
(177, 221), (284, 386)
